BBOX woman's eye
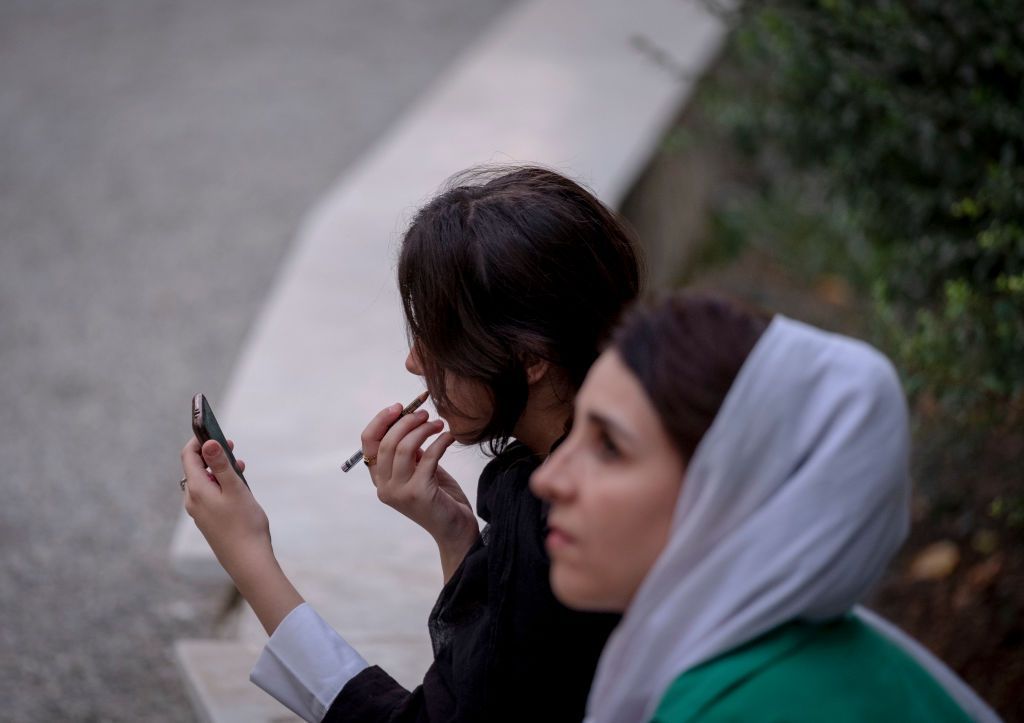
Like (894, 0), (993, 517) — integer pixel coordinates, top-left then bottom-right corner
(597, 429), (621, 460)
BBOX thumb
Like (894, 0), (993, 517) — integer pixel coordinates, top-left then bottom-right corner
(201, 440), (245, 491)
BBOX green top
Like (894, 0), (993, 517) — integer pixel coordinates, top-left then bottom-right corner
(651, 615), (972, 722)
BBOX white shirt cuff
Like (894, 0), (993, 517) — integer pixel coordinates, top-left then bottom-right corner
(250, 602), (369, 722)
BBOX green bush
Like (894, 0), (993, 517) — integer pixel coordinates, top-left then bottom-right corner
(713, 0), (1024, 422)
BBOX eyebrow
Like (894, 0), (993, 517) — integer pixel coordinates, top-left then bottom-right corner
(585, 410), (638, 447)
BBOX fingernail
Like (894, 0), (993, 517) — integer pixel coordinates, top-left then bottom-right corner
(206, 444), (221, 457)
(392, 403), (403, 412)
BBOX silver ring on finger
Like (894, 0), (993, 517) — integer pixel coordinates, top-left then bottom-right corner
(179, 475), (188, 491)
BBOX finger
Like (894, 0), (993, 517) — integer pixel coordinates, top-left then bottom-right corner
(227, 439), (235, 451)
(392, 419), (445, 482)
(182, 438), (215, 496)
(360, 403), (404, 459)
(376, 410), (430, 481)
(201, 439), (245, 494)
(417, 431), (456, 477)
(183, 484), (195, 517)
(235, 458), (246, 473)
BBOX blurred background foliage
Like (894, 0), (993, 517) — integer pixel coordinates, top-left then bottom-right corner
(705, 0), (1024, 428)
(624, 4), (1024, 714)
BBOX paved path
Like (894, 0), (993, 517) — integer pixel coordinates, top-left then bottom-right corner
(0, 2), (511, 720)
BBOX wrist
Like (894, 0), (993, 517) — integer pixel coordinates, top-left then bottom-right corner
(226, 549), (305, 636)
(435, 519), (479, 555)
(436, 526), (479, 584)
(218, 540), (278, 590)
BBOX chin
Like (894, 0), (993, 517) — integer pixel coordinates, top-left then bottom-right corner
(448, 430), (474, 445)
(445, 422), (485, 446)
(550, 568), (621, 613)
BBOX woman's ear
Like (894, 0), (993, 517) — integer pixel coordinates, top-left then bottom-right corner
(525, 358), (551, 385)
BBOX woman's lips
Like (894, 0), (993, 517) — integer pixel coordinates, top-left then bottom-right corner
(545, 525), (575, 552)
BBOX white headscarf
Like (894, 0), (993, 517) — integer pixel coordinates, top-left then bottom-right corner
(585, 316), (1000, 723)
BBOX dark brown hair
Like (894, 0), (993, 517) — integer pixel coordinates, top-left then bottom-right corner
(611, 293), (770, 461)
(398, 166), (644, 454)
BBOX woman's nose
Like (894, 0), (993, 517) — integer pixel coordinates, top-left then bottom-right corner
(530, 445), (571, 502)
(405, 346), (424, 376)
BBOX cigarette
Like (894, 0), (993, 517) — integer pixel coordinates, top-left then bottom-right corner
(341, 390), (431, 472)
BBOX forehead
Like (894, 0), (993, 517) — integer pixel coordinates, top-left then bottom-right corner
(578, 350), (663, 439)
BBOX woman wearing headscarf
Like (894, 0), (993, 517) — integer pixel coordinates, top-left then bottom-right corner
(531, 293), (1001, 722)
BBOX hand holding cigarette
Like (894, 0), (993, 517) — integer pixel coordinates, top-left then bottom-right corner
(341, 391), (430, 472)
(357, 393), (477, 580)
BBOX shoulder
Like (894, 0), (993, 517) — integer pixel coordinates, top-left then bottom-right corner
(651, 618), (973, 723)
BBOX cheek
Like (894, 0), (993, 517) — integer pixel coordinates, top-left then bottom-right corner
(551, 472), (679, 612)
(439, 379), (492, 426)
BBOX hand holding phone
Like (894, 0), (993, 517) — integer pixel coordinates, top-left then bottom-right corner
(192, 393), (248, 488)
(183, 396), (298, 637)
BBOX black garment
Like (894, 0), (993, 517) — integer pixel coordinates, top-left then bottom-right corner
(326, 442), (620, 722)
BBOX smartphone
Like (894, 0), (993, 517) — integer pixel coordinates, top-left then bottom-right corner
(192, 393), (249, 488)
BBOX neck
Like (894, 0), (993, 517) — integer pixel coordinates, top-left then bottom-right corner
(513, 373), (573, 455)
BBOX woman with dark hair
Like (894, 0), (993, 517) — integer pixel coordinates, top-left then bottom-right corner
(531, 293), (998, 722)
(180, 167), (642, 722)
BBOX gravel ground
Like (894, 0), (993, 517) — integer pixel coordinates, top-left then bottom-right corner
(0, 1), (510, 719)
